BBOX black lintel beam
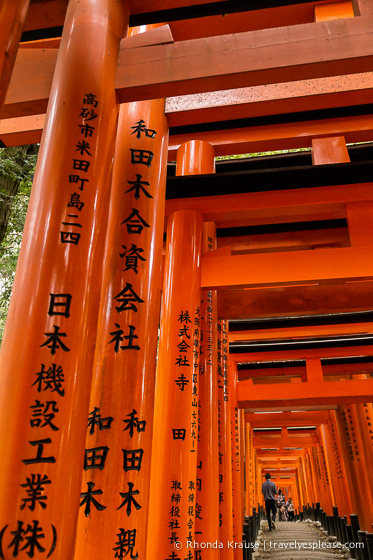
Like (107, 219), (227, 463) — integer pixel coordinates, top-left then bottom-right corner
(21, 26), (63, 43)
(237, 356), (373, 370)
(230, 335), (373, 353)
(237, 360), (306, 370)
(229, 310), (373, 331)
(129, 0), (323, 26)
(218, 218), (347, 238)
(166, 160), (373, 199)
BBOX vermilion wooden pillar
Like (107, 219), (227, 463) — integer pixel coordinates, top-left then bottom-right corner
(322, 419), (353, 517)
(176, 140), (220, 559)
(296, 476), (302, 509)
(353, 384), (373, 493)
(0, 1), (129, 558)
(245, 424), (255, 514)
(176, 140), (216, 176)
(302, 453), (311, 506)
(299, 458), (307, 506)
(196, 221), (220, 558)
(319, 423), (343, 512)
(295, 471), (303, 510)
(329, 410), (358, 515)
(229, 361), (243, 557)
(305, 362), (333, 509)
(254, 452), (260, 508)
(309, 445), (330, 511)
(73, 95), (168, 559)
(298, 458), (309, 506)
(146, 205), (203, 559)
(0, 0), (30, 115)
(296, 460), (303, 506)
(348, 403), (373, 519)
(304, 450), (317, 505)
(311, 450), (324, 509)
(335, 406), (373, 529)
(316, 428), (334, 513)
(306, 454), (315, 505)
(240, 411), (246, 521)
(176, 141), (218, 558)
(219, 320), (234, 559)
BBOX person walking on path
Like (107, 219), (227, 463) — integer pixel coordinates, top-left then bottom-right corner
(262, 473), (278, 531)
(286, 497), (295, 521)
(277, 489), (286, 521)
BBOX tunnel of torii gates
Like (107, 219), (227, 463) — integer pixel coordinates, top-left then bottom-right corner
(2, 0), (373, 559)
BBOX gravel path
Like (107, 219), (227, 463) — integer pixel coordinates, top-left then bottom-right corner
(255, 520), (350, 560)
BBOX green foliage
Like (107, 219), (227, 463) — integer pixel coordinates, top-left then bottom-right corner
(0, 148), (35, 183)
(215, 147), (311, 161)
(0, 147), (37, 342)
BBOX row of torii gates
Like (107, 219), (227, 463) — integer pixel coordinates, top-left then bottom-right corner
(1, 0), (373, 559)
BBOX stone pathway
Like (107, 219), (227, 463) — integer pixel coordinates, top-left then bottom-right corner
(255, 520), (350, 560)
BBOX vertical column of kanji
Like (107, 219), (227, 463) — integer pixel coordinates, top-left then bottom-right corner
(299, 457), (309, 506)
(310, 451), (320, 506)
(352, 378), (373, 492)
(146, 209), (203, 560)
(73, 96), (168, 560)
(229, 361), (243, 557)
(316, 430), (334, 513)
(295, 464), (301, 507)
(295, 468), (304, 509)
(254, 451), (260, 509)
(254, 449), (264, 507)
(321, 421), (351, 516)
(298, 457), (309, 506)
(346, 404), (373, 522)
(357, 400), (373, 475)
(293, 484), (300, 510)
(332, 407), (370, 523)
(301, 455), (310, 506)
(218, 321), (234, 558)
(309, 447), (324, 508)
(0, 1), (129, 558)
(329, 410), (358, 516)
(249, 452), (261, 515)
(196, 219), (220, 559)
(240, 412), (246, 521)
(304, 451), (316, 505)
(245, 424), (253, 515)
(171, 140), (217, 560)
(295, 477), (302, 510)
(0, 0), (30, 114)
(336, 405), (373, 529)
(253, 437), (258, 510)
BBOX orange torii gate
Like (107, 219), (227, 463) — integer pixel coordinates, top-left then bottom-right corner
(2, 1), (373, 559)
